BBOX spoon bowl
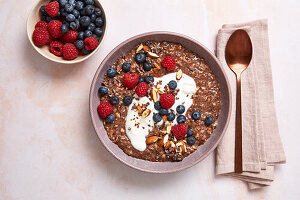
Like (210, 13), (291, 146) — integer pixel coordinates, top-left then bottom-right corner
(225, 29), (252, 173)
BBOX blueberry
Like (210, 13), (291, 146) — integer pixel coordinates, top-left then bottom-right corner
(66, 14), (75, 22)
(105, 114), (115, 124)
(95, 17), (104, 27)
(64, 4), (74, 13)
(84, 30), (93, 38)
(98, 86), (108, 95)
(69, 0), (76, 6)
(177, 115), (186, 123)
(176, 105), (185, 114)
(204, 116), (214, 126)
(137, 77), (145, 84)
(59, 0), (68, 6)
(168, 80), (177, 90)
(84, 0), (94, 5)
(94, 7), (102, 16)
(122, 63), (131, 72)
(80, 9), (86, 16)
(153, 113), (162, 123)
(187, 136), (196, 146)
(145, 76), (154, 84)
(159, 108), (169, 116)
(192, 111), (201, 120)
(154, 101), (161, 110)
(75, 1), (84, 10)
(94, 27), (103, 36)
(72, 9), (80, 18)
(167, 112), (176, 121)
(110, 96), (119, 105)
(135, 53), (146, 64)
(45, 16), (54, 23)
(123, 96), (133, 106)
(79, 16), (91, 27)
(90, 14), (96, 22)
(143, 62), (153, 71)
(92, 34), (100, 41)
(187, 128), (193, 137)
(70, 22), (77, 30)
(87, 23), (95, 31)
(75, 40), (84, 49)
(75, 19), (80, 27)
(107, 68), (117, 78)
(60, 8), (67, 17)
(40, 5), (46, 15)
(41, 15), (47, 21)
(78, 31), (84, 40)
(85, 5), (95, 15)
(60, 24), (69, 33)
(82, 47), (92, 54)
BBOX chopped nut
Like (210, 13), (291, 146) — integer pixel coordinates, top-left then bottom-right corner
(157, 89), (164, 94)
(161, 129), (167, 134)
(154, 63), (161, 69)
(137, 105), (143, 113)
(162, 115), (167, 122)
(150, 88), (158, 102)
(143, 45), (151, 52)
(153, 68), (161, 77)
(166, 123), (172, 134)
(142, 109), (151, 118)
(146, 136), (159, 145)
(164, 141), (171, 149)
(147, 52), (160, 58)
(176, 69), (183, 80)
(136, 43), (143, 53)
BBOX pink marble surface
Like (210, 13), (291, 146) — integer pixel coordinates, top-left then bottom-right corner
(0, 0), (299, 199)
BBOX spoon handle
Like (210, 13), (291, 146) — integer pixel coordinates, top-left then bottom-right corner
(235, 73), (243, 173)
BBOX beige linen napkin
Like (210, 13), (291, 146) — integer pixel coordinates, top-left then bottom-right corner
(215, 19), (286, 189)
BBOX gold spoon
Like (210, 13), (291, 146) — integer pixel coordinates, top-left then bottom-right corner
(225, 29), (253, 173)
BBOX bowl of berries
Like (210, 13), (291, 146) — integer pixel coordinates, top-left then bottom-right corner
(89, 32), (231, 173)
(27, 0), (106, 63)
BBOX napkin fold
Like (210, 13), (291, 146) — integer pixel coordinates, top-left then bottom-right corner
(215, 19), (286, 189)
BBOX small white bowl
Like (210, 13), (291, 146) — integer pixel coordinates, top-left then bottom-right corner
(27, 0), (106, 64)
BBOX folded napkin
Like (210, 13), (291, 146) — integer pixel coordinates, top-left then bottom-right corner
(215, 19), (286, 189)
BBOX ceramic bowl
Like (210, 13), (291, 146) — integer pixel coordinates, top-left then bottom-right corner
(89, 32), (231, 173)
(27, 0), (106, 64)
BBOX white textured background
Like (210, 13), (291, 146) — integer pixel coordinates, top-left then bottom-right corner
(0, 0), (299, 199)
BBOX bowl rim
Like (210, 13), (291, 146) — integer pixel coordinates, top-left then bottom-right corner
(26, 0), (107, 64)
(89, 31), (232, 173)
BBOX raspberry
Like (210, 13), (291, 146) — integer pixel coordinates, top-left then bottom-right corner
(32, 28), (50, 46)
(135, 82), (150, 97)
(161, 56), (176, 71)
(62, 43), (79, 60)
(50, 41), (64, 57)
(48, 20), (63, 38)
(84, 36), (99, 50)
(97, 102), (113, 118)
(45, 1), (59, 17)
(123, 73), (139, 89)
(159, 93), (175, 109)
(171, 124), (188, 139)
(62, 30), (78, 43)
(35, 21), (48, 29)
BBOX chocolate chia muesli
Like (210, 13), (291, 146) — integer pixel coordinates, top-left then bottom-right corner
(97, 41), (221, 162)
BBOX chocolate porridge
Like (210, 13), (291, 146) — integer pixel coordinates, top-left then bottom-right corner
(98, 41), (221, 162)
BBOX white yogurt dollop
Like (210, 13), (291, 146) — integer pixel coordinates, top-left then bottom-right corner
(125, 72), (197, 151)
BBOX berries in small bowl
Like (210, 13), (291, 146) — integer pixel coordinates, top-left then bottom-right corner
(27, 0), (106, 64)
